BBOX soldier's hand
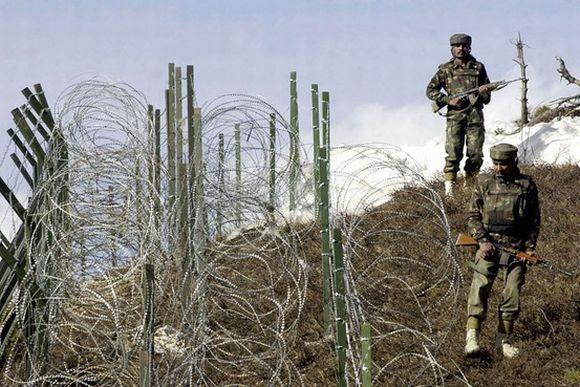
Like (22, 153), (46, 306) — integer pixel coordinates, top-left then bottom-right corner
(478, 84), (492, 94)
(477, 241), (496, 260)
(448, 96), (462, 107)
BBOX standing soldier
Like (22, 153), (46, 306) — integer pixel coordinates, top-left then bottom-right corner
(426, 33), (494, 196)
(464, 143), (541, 358)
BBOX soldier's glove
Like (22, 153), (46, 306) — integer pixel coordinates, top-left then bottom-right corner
(476, 241), (496, 260)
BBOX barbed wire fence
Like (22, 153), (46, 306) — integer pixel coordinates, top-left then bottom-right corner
(0, 75), (468, 385)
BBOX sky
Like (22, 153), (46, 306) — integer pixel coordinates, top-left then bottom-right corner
(1, 0), (579, 238)
(1, 0), (579, 149)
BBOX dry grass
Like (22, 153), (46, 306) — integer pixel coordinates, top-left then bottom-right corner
(2, 164), (577, 386)
(290, 163), (579, 386)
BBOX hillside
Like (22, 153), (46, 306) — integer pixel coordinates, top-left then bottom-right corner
(291, 163), (579, 386)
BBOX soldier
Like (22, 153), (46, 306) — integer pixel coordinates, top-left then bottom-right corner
(426, 33), (494, 196)
(464, 143), (541, 358)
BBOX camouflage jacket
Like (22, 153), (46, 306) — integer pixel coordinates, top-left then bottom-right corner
(426, 55), (491, 111)
(466, 169), (541, 251)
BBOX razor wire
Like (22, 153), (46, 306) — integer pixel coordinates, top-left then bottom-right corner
(0, 81), (467, 386)
(327, 145), (467, 386)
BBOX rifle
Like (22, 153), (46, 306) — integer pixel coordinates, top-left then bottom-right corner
(455, 233), (573, 277)
(432, 78), (524, 113)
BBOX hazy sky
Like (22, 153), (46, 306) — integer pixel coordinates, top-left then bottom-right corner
(1, 0), (579, 147)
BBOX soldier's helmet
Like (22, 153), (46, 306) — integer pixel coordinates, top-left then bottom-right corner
(490, 143), (518, 162)
(450, 33), (472, 46)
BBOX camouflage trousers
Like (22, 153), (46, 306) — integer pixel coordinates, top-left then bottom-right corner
(444, 107), (485, 180)
(467, 253), (526, 327)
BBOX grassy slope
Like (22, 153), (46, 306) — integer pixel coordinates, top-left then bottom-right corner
(295, 164), (579, 386)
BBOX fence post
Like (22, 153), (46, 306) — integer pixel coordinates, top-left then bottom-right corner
(167, 64), (176, 231)
(321, 91), (330, 154)
(234, 123), (242, 226)
(166, 90), (175, 221)
(361, 323), (372, 387)
(269, 113), (276, 210)
(175, 66), (184, 234)
(217, 133), (225, 234)
(332, 228), (348, 387)
(186, 65), (195, 275)
(311, 84), (320, 218)
(11, 108), (45, 165)
(154, 109), (161, 210)
(318, 146), (332, 333)
(139, 263), (155, 387)
(289, 71), (299, 211)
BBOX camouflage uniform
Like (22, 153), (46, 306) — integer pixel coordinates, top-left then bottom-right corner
(426, 46), (491, 181)
(465, 147), (541, 333)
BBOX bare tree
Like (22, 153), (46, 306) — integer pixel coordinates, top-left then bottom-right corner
(513, 33), (530, 126)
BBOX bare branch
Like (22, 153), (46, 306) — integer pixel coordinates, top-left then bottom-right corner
(556, 57), (580, 87)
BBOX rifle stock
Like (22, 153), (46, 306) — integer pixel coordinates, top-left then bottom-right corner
(455, 233), (572, 276)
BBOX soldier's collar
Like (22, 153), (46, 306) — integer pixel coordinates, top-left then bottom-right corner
(451, 55), (477, 68)
(494, 168), (520, 182)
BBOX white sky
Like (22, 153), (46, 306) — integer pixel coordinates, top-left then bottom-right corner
(1, 0), (579, 149)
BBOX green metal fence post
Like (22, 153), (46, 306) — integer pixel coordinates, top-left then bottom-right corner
(361, 322), (372, 387)
(311, 84), (320, 218)
(289, 71), (299, 211)
(217, 133), (225, 235)
(21, 105), (50, 143)
(10, 154), (34, 188)
(11, 108), (45, 165)
(322, 92), (330, 149)
(175, 66), (188, 263)
(332, 228), (348, 387)
(234, 123), (242, 226)
(154, 109), (161, 226)
(186, 65), (195, 276)
(139, 263), (155, 387)
(166, 87), (176, 218)
(167, 63), (176, 226)
(318, 147), (332, 332)
(0, 178), (26, 222)
(21, 85), (55, 130)
(269, 113), (276, 211)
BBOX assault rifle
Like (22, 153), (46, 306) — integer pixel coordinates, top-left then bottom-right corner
(432, 78), (524, 113)
(455, 233), (573, 277)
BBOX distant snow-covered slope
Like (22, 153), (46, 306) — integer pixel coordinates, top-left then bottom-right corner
(401, 116), (580, 179)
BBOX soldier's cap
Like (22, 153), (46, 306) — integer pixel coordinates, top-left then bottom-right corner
(450, 33), (472, 46)
(490, 143), (518, 161)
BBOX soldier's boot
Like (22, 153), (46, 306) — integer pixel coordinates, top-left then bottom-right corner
(464, 171), (479, 188)
(444, 172), (456, 197)
(496, 319), (519, 358)
(444, 181), (455, 197)
(495, 333), (519, 358)
(464, 329), (481, 355)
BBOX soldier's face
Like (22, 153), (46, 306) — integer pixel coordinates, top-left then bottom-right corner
(493, 160), (516, 176)
(451, 43), (471, 59)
